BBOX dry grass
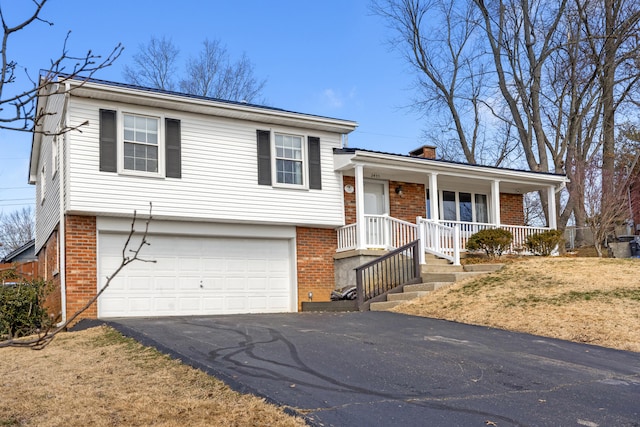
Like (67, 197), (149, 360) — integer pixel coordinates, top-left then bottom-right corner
(0, 326), (306, 427)
(393, 257), (640, 352)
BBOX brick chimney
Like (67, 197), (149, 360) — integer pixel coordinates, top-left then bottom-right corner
(409, 145), (437, 159)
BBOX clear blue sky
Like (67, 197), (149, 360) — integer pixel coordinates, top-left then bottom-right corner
(0, 0), (426, 213)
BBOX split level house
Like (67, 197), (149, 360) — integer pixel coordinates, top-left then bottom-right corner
(30, 76), (568, 322)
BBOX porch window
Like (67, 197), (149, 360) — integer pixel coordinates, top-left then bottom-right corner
(475, 194), (488, 223)
(442, 191), (457, 221)
(460, 192), (472, 222)
(438, 190), (489, 223)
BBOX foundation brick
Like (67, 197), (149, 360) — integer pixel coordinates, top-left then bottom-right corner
(296, 227), (337, 310)
(65, 215), (97, 322)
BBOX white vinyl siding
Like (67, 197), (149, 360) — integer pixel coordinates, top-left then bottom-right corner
(34, 93), (65, 254)
(66, 98), (345, 227)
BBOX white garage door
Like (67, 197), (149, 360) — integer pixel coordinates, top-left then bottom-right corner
(98, 233), (294, 317)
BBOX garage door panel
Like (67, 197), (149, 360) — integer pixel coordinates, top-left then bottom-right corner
(99, 233), (294, 317)
(202, 297), (224, 311)
(128, 277), (152, 291)
(203, 258), (225, 272)
(178, 277), (202, 290)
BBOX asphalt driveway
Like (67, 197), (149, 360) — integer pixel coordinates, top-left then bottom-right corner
(103, 312), (640, 426)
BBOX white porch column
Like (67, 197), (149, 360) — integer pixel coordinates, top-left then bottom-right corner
(547, 185), (557, 229)
(491, 180), (501, 226)
(429, 173), (439, 221)
(355, 164), (366, 249)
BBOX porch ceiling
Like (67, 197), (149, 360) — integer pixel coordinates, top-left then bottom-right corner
(334, 149), (568, 194)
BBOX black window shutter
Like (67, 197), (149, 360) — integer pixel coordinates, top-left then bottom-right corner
(308, 136), (321, 190)
(257, 130), (271, 185)
(165, 118), (181, 178)
(99, 109), (117, 172)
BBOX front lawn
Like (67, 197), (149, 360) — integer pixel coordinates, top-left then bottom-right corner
(0, 326), (305, 427)
(393, 257), (640, 352)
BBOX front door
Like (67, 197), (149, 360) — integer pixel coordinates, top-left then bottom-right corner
(364, 181), (388, 247)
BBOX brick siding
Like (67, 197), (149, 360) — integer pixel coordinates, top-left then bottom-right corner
(500, 193), (525, 225)
(389, 181), (426, 223)
(65, 215), (97, 321)
(343, 176), (356, 224)
(343, 176), (426, 224)
(295, 227), (337, 310)
(37, 231), (62, 320)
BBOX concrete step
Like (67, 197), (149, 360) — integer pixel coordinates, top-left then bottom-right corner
(403, 282), (451, 292)
(369, 300), (404, 311)
(421, 271), (488, 283)
(424, 257), (452, 265)
(463, 263), (504, 273)
(387, 291), (431, 301)
(421, 264), (465, 273)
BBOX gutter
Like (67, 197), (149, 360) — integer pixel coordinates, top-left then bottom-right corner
(58, 81), (69, 326)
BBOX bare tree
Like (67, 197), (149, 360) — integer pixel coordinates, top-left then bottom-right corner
(0, 207), (34, 257)
(0, 208), (154, 350)
(0, 0), (123, 134)
(373, 0), (509, 166)
(583, 153), (638, 256)
(375, 0), (640, 235)
(122, 36), (179, 91)
(180, 39), (266, 103)
(124, 36), (267, 103)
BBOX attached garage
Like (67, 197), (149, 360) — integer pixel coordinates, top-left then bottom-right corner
(96, 220), (297, 318)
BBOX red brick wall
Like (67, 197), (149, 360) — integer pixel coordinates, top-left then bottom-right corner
(296, 227), (336, 310)
(343, 177), (426, 224)
(500, 193), (525, 225)
(343, 176), (356, 224)
(65, 215), (97, 321)
(37, 231), (62, 321)
(389, 181), (426, 223)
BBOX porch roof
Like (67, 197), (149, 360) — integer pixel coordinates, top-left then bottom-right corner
(333, 148), (569, 194)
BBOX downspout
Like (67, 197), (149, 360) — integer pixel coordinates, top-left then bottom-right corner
(57, 82), (70, 325)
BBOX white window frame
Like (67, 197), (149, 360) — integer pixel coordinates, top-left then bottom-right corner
(438, 190), (490, 223)
(271, 131), (308, 189)
(118, 110), (165, 178)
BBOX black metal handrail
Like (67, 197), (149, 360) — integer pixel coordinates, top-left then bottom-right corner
(355, 240), (421, 310)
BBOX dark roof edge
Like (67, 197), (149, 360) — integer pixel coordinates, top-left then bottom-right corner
(55, 73), (356, 124)
(334, 147), (566, 178)
(1, 239), (35, 263)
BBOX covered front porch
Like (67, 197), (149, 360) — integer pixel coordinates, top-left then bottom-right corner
(333, 148), (569, 265)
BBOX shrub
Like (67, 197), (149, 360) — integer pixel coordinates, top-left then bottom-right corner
(526, 230), (564, 256)
(0, 269), (53, 340)
(466, 228), (513, 259)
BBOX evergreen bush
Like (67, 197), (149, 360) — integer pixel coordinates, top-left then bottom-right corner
(526, 230), (564, 256)
(466, 228), (513, 259)
(0, 269), (52, 340)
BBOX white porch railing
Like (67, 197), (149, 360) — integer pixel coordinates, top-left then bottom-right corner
(337, 223), (358, 251)
(337, 216), (551, 260)
(417, 218), (461, 265)
(336, 215), (418, 252)
(438, 220), (551, 253)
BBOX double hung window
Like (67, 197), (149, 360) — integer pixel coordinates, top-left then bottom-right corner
(123, 114), (159, 173)
(275, 134), (303, 185)
(256, 130), (322, 190)
(99, 109), (181, 178)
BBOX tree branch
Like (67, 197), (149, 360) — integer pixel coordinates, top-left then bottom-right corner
(0, 205), (154, 350)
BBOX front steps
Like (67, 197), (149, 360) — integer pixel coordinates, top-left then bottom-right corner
(369, 259), (503, 311)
